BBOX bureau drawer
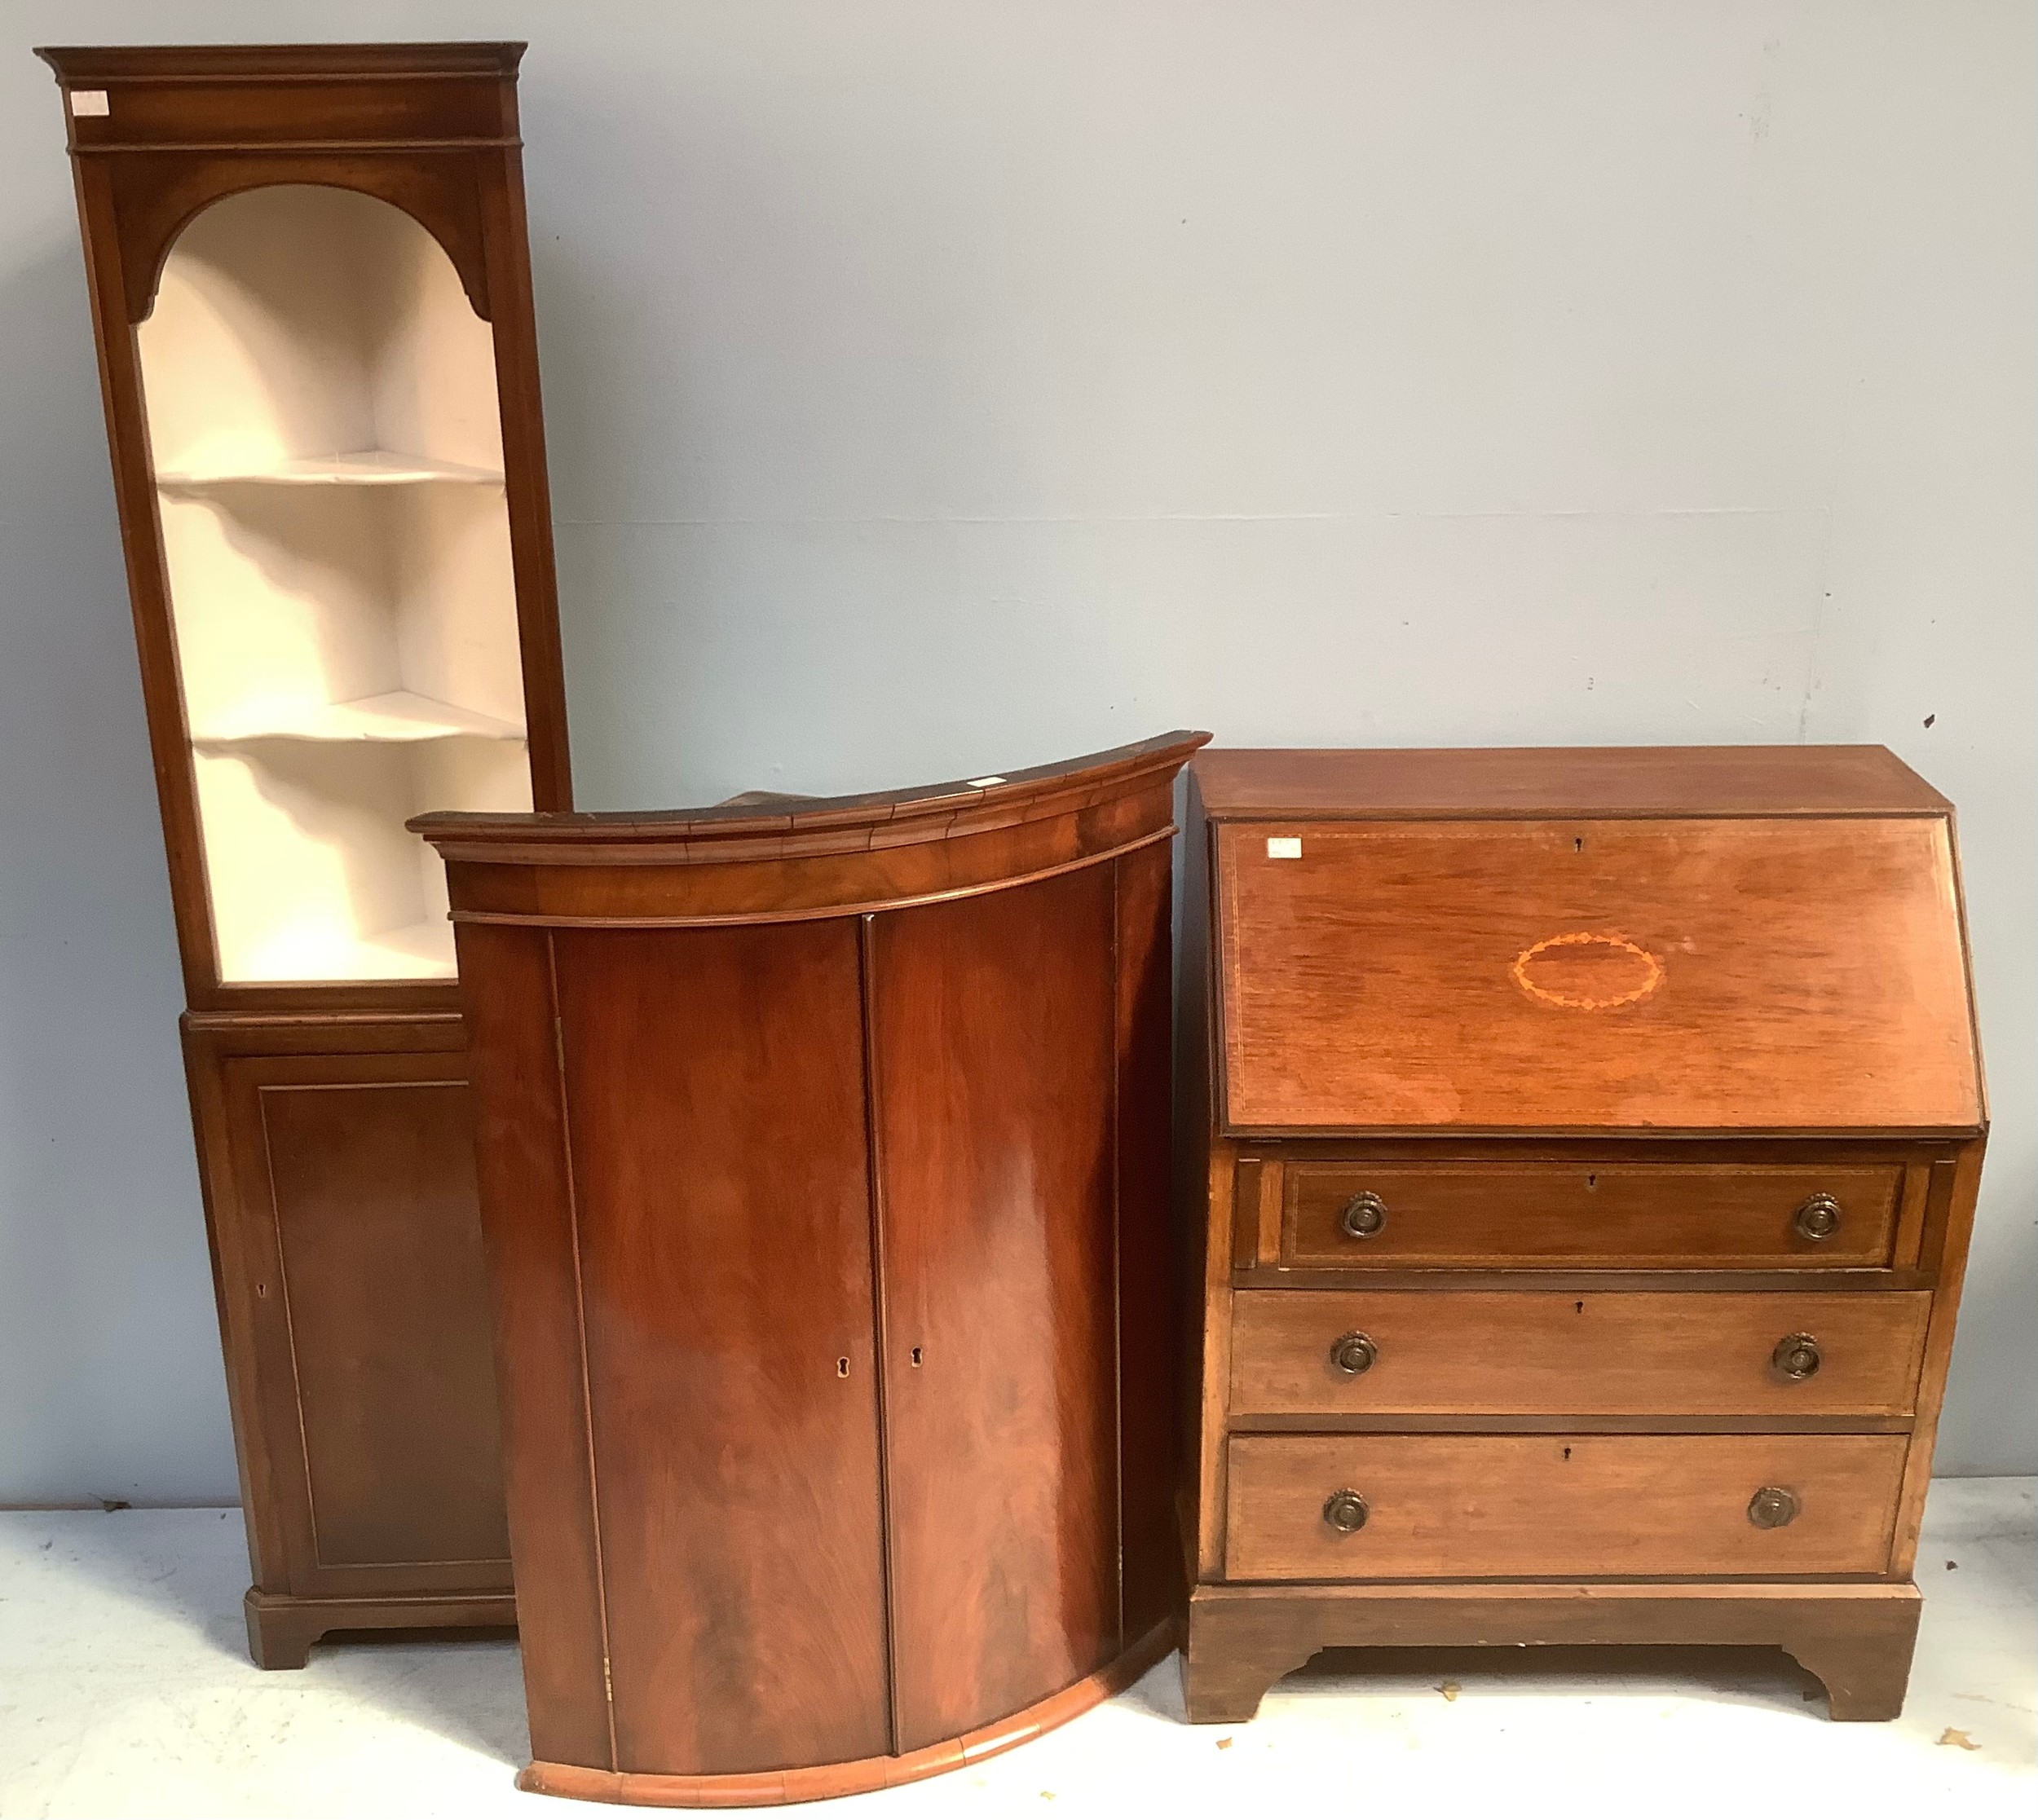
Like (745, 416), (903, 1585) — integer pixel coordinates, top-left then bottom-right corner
(1224, 1433), (1907, 1581)
(1229, 1289), (1931, 1417)
(1283, 1161), (1903, 1269)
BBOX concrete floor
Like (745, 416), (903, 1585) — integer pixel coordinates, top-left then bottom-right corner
(1, 1478), (2030, 1818)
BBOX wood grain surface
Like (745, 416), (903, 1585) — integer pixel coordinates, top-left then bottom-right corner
(1193, 745), (1951, 820)
(518, 1619), (1176, 1809)
(421, 734), (1207, 933)
(869, 869), (1120, 1754)
(554, 922), (891, 1777)
(1184, 1579), (1922, 1724)
(1282, 1160), (1904, 1269)
(249, 1072), (508, 1571)
(1217, 817), (1978, 1133)
(218, 1051), (510, 1593)
(1229, 1289), (1930, 1417)
(1224, 1432), (1908, 1580)
(453, 924), (612, 1769)
(1114, 840), (1181, 1647)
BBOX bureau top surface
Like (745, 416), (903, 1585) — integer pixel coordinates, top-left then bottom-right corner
(1204, 748), (1980, 1136)
(1193, 744), (1950, 821)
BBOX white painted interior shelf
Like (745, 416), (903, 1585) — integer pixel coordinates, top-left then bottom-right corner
(138, 184), (535, 985)
(155, 450), (505, 489)
(190, 690), (526, 746)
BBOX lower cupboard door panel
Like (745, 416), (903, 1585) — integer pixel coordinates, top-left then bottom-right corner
(553, 923), (890, 1775)
(222, 1052), (512, 1592)
(1224, 1434), (1908, 1582)
(870, 870), (1122, 1754)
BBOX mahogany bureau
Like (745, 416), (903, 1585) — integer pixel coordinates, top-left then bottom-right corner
(1180, 747), (1985, 1724)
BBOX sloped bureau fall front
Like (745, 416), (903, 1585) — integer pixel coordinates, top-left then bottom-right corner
(1182, 746), (1985, 1725)
(416, 733), (1206, 1806)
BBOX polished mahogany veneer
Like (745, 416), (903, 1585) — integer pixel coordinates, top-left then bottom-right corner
(40, 43), (572, 1667)
(1183, 747), (1986, 1727)
(416, 732), (1206, 1806)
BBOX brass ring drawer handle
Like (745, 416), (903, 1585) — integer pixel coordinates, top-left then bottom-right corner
(1748, 1485), (1801, 1529)
(1772, 1333), (1822, 1381)
(1793, 1193), (1842, 1242)
(1322, 1488), (1370, 1534)
(1329, 1330), (1378, 1375)
(1339, 1192), (1387, 1239)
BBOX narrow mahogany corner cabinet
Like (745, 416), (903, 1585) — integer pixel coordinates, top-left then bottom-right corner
(412, 731), (1208, 1807)
(1180, 746), (1986, 1725)
(37, 45), (572, 1666)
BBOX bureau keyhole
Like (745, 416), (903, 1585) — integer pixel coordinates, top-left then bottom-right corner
(1574, 837), (1585, 853)
(1563, 1447), (1573, 1461)
(1575, 1301), (1585, 1315)
(1586, 1174), (1598, 1190)
(911, 1347), (923, 1367)
(836, 1357), (849, 1378)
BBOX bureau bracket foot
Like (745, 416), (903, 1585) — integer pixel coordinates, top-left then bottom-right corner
(1183, 1623), (1311, 1724)
(243, 1586), (517, 1670)
(1184, 1580), (1923, 1724)
(1778, 1599), (1921, 1721)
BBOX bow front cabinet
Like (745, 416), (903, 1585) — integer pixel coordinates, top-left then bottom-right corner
(415, 732), (1206, 1805)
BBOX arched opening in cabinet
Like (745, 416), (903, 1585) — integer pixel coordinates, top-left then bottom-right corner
(138, 184), (532, 983)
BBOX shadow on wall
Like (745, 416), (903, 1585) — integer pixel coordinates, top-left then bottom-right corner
(0, 238), (236, 1507)
(522, 224), (653, 811)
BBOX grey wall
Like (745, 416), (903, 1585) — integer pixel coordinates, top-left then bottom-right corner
(1, 1), (2031, 1503)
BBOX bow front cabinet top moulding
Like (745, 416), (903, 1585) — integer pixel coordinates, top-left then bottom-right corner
(413, 732), (1208, 1808)
(38, 43), (571, 1668)
(1180, 745), (1986, 1732)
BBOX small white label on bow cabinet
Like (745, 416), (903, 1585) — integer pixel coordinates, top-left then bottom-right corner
(71, 90), (110, 117)
(1266, 836), (1303, 859)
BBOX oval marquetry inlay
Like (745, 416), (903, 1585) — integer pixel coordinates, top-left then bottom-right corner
(1511, 932), (1664, 1011)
